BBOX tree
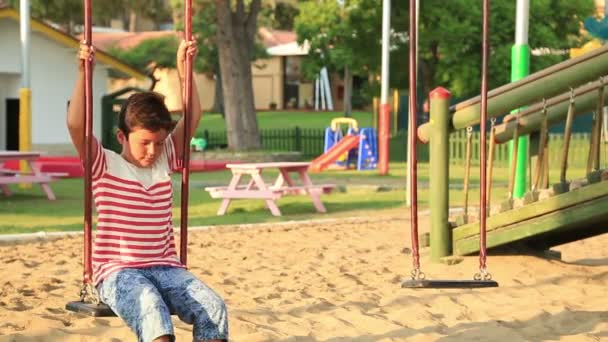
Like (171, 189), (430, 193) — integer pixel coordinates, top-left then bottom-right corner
(171, 0), (266, 149)
(295, 0), (390, 116)
(9, 0), (172, 34)
(416, 0), (595, 99)
(296, 0), (594, 110)
(94, 0), (172, 32)
(261, 1), (299, 31)
(214, 0), (263, 149)
(9, 0), (82, 35)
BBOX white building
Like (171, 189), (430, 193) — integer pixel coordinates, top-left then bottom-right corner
(0, 7), (145, 152)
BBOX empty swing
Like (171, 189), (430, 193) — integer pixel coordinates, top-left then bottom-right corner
(402, 0), (498, 289)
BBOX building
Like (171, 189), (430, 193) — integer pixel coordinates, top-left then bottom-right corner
(0, 7), (146, 152)
(101, 27), (345, 112)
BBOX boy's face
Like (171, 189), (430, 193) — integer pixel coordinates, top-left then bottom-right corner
(117, 127), (169, 168)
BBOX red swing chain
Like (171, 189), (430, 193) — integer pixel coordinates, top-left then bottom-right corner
(180, 0), (194, 266)
(476, 0), (491, 281)
(408, 0), (423, 280)
(82, 0), (93, 288)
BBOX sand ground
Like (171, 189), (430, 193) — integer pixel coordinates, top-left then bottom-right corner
(0, 215), (606, 341)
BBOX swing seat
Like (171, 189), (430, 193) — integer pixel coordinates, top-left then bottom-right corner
(66, 301), (116, 317)
(402, 279), (498, 288)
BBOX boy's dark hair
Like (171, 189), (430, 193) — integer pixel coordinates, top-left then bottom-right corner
(118, 92), (175, 137)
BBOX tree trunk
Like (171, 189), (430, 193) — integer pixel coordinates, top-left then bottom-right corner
(129, 10), (137, 32)
(343, 66), (353, 117)
(216, 0), (261, 150)
(212, 68), (225, 118)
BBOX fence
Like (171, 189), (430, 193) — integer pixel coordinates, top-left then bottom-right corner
(449, 130), (594, 169)
(201, 128), (595, 168)
(201, 127), (325, 158)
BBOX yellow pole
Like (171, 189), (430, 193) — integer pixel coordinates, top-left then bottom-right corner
(19, 87), (32, 188)
(393, 89), (399, 134)
(372, 96), (379, 130)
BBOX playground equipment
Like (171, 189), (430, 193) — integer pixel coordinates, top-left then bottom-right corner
(407, 1), (608, 286)
(309, 118), (378, 172)
(402, 0), (497, 289)
(66, 0), (195, 316)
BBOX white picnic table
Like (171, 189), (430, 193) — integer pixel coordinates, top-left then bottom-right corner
(205, 162), (335, 216)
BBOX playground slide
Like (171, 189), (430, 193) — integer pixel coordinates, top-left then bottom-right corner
(309, 135), (361, 172)
(451, 178), (608, 255)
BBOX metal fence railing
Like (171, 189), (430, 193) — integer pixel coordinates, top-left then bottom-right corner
(201, 127), (326, 158)
(201, 128), (594, 168)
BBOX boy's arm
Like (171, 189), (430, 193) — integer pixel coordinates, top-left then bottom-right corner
(171, 40), (202, 161)
(66, 44), (99, 160)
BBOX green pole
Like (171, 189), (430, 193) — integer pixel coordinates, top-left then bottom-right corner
(510, 0), (530, 198)
(510, 44), (530, 198)
(429, 87), (451, 261)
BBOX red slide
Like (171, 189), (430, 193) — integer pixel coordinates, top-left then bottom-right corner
(309, 135), (360, 172)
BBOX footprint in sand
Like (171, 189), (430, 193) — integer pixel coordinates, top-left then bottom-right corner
(17, 288), (36, 297)
(40, 314), (73, 327)
(0, 323), (25, 331)
(46, 307), (65, 314)
(9, 298), (33, 312)
(54, 269), (69, 276)
(41, 283), (64, 292)
(23, 260), (41, 268)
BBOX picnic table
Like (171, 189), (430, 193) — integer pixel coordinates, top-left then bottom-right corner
(205, 162), (335, 216)
(0, 151), (66, 200)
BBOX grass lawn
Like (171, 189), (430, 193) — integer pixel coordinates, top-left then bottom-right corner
(196, 111), (374, 134)
(0, 162), (589, 234)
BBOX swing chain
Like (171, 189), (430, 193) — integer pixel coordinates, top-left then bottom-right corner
(474, 267), (492, 281)
(411, 268), (426, 280)
(570, 87), (575, 104)
(467, 126), (473, 136)
(490, 117), (496, 126)
(80, 283), (101, 305)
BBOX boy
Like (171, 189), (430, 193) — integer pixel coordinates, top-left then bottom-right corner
(67, 39), (228, 342)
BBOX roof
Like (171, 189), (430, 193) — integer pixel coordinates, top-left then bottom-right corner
(258, 27), (297, 48)
(266, 41), (310, 56)
(80, 30), (179, 51)
(0, 7), (146, 79)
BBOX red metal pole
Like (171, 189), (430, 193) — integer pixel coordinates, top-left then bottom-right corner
(378, 104), (390, 175)
(479, 0), (490, 272)
(408, 0), (420, 273)
(83, 0), (93, 284)
(180, 0), (193, 266)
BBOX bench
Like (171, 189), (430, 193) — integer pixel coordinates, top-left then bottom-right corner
(0, 164), (69, 200)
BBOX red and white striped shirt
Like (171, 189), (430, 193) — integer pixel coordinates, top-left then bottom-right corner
(90, 135), (184, 285)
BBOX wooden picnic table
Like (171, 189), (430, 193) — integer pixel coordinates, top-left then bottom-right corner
(205, 162), (335, 216)
(0, 151), (66, 200)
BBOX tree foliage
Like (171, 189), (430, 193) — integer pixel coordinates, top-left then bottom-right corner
(295, 0), (595, 103)
(416, 0), (595, 99)
(93, 0), (172, 31)
(8, 0), (172, 33)
(295, 0), (385, 80)
(9, 0), (82, 34)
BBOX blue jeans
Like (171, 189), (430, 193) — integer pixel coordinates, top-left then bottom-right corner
(98, 266), (228, 342)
